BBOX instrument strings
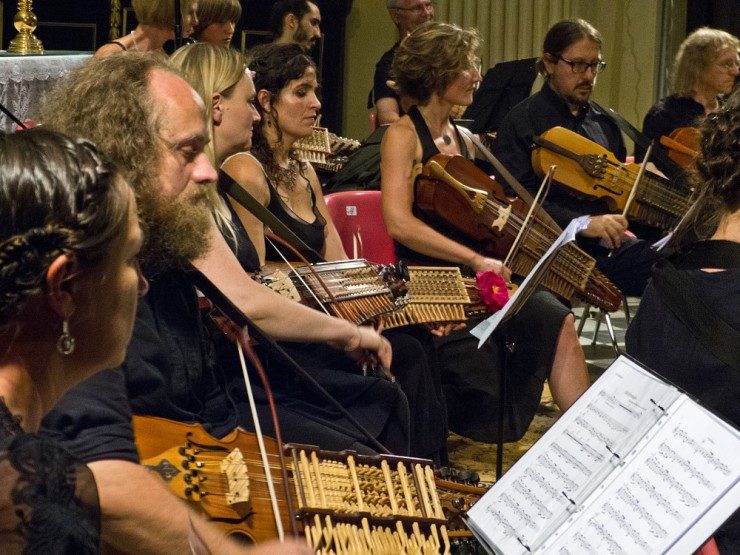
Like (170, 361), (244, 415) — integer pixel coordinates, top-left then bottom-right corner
(599, 160), (691, 212)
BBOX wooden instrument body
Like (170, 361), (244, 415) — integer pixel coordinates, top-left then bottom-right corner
(659, 127), (700, 169)
(532, 126), (691, 231)
(258, 258), (409, 325)
(132, 414), (292, 544)
(131, 415), (484, 551)
(415, 154), (622, 312)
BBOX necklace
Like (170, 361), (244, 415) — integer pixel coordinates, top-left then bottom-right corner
(442, 134), (452, 145)
(273, 159), (299, 192)
(130, 30), (139, 51)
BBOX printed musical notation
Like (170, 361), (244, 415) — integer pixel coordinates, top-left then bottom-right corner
(466, 356), (740, 555)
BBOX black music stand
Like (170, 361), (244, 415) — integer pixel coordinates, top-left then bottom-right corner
(463, 58), (538, 134)
(478, 244), (562, 481)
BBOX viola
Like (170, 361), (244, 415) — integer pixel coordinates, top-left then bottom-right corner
(532, 126), (693, 232)
(659, 126), (700, 169)
(415, 153), (623, 312)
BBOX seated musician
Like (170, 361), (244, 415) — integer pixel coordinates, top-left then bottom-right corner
(38, 51), (389, 554)
(641, 27), (739, 157)
(173, 41), (448, 464)
(493, 18), (662, 296)
(96, 0), (198, 57)
(0, 128), (146, 553)
(380, 22), (590, 444)
(626, 89), (740, 553)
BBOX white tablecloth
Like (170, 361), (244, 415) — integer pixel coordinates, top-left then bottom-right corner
(0, 52), (92, 132)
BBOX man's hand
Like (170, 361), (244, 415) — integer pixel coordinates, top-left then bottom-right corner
(470, 255), (512, 281)
(579, 214), (628, 249)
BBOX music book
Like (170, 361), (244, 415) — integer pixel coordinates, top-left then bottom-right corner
(465, 355), (740, 554)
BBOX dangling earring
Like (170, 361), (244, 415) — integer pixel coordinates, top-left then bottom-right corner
(56, 319), (75, 355)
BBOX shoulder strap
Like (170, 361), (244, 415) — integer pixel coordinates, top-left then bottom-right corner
(651, 257), (740, 372)
(217, 171), (325, 263)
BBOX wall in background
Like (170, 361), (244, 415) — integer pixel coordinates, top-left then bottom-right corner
(343, 0), (693, 153)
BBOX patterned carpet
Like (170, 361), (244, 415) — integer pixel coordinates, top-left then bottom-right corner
(446, 297), (640, 486)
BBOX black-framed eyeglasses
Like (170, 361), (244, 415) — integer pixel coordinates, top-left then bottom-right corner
(551, 54), (607, 74)
(393, 1), (436, 14)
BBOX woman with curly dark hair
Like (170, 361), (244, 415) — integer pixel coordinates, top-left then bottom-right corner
(627, 88), (740, 553)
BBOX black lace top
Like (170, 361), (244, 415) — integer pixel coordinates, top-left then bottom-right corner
(0, 397), (101, 554)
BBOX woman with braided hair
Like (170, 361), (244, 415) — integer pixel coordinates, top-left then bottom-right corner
(0, 128), (147, 553)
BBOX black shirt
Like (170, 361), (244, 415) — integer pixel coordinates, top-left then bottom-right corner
(368, 43), (400, 111)
(493, 83), (626, 229)
(642, 95), (704, 142)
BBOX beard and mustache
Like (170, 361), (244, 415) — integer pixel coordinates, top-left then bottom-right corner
(136, 180), (213, 276)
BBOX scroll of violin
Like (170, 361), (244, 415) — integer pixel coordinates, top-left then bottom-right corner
(415, 153), (623, 312)
(132, 415), (480, 553)
(532, 126), (693, 231)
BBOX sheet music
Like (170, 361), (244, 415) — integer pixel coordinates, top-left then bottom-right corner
(464, 356), (740, 554)
(471, 216), (590, 347)
(542, 398), (740, 555)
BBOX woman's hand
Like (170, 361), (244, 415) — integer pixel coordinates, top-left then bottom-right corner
(470, 254), (512, 281)
(329, 324), (394, 378)
(426, 322), (467, 337)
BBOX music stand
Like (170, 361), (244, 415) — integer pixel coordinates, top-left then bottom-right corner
(462, 58), (538, 134)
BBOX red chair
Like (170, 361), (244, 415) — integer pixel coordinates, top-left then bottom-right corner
(696, 538), (720, 555)
(324, 190), (397, 264)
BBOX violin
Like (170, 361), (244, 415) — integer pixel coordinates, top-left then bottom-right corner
(659, 127), (700, 169)
(531, 126), (693, 232)
(415, 153), (623, 312)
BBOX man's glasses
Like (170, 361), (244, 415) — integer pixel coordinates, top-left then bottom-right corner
(551, 54), (607, 74)
(393, 1), (436, 14)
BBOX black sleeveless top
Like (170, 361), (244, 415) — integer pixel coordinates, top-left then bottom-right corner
(266, 167), (326, 255)
(218, 171), (261, 273)
(393, 105), (484, 266)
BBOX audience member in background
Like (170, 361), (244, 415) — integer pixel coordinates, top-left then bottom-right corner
(381, 22), (590, 444)
(626, 88), (740, 554)
(193, 0), (241, 47)
(369, 0), (435, 125)
(642, 27), (739, 144)
(96, 0), (199, 56)
(173, 41), (446, 464)
(270, 0), (322, 53)
(0, 128), (146, 553)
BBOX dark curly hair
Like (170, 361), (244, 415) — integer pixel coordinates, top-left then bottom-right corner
(246, 42), (316, 187)
(0, 128), (129, 325)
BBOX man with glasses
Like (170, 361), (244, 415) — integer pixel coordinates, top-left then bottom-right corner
(368, 0), (436, 125)
(494, 18), (660, 296)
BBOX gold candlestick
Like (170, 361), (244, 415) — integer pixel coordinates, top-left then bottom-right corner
(7, 0), (45, 54)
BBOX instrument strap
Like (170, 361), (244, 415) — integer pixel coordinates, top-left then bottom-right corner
(650, 241), (740, 373)
(457, 126), (560, 230)
(218, 170), (325, 264)
(588, 101), (689, 187)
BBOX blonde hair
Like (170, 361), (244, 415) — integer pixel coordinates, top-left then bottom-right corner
(671, 27), (740, 97)
(171, 42), (247, 237)
(392, 22), (480, 105)
(132, 0), (197, 28)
